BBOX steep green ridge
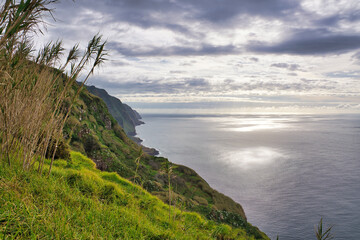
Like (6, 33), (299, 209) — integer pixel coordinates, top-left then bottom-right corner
(86, 85), (143, 136)
(0, 152), (267, 239)
(63, 84), (268, 238)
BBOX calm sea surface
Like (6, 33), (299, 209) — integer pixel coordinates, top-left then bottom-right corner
(136, 114), (360, 240)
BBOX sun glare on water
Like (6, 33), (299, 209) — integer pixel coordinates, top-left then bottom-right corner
(221, 117), (292, 132)
(225, 147), (284, 170)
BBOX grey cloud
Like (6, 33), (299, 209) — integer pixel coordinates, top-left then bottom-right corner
(351, 51), (360, 64)
(186, 78), (209, 87)
(248, 29), (360, 55)
(109, 42), (240, 57)
(179, 61), (196, 66)
(107, 0), (300, 24)
(92, 77), (211, 94)
(221, 79), (336, 92)
(109, 60), (129, 67)
(325, 71), (360, 78)
(54, 0), (301, 36)
(300, 78), (337, 85)
(315, 11), (360, 27)
(336, 103), (360, 109)
(92, 75), (337, 96)
(271, 63), (300, 71)
(185, 0), (300, 23)
(169, 70), (187, 74)
(249, 57), (259, 62)
(50, 0), (360, 58)
(224, 79), (235, 84)
(316, 15), (343, 27)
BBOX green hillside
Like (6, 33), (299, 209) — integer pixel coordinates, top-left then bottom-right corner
(0, 152), (266, 239)
(63, 83), (267, 238)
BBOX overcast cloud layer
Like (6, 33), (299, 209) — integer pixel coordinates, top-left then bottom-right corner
(41, 0), (360, 113)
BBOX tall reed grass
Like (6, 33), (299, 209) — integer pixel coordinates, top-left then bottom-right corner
(0, 0), (106, 174)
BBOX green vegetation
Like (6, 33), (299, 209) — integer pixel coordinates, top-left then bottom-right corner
(86, 85), (144, 137)
(0, 151), (267, 239)
(63, 85), (268, 237)
(315, 218), (333, 240)
(0, 0), (106, 175)
(0, 0), (269, 239)
(67, 85), (265, 234)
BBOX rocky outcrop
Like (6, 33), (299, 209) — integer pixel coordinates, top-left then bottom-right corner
(86, 85), (143, 136)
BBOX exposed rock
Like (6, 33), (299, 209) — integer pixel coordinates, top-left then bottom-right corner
(78, 127), (90, 138)
(103, 116), (112, 130)
(86, 85), (143, 135)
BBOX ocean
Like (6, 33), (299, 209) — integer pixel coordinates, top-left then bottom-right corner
(136, 114), (360, 240)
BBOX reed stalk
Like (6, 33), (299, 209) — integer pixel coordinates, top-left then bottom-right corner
(0, 0), (107, 175)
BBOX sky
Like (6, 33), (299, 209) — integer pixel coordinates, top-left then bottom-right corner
(40, 0), (360, 114)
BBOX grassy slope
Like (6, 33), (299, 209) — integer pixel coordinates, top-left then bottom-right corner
(61, 85), (268, 239)
(0, 152), (268, 240)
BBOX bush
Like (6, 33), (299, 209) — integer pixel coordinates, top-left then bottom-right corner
(46, 138), (71, 160)
(83, 134), (101, 153)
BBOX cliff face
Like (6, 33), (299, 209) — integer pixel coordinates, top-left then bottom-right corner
(63, 84), (268, 239)
(86, 85), (144, 136)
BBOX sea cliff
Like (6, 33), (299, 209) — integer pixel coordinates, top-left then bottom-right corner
(64, 83), (267, 238)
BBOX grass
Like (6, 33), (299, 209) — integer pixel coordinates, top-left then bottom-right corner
(0, 151), (267, 240)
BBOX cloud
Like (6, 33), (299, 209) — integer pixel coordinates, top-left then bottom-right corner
(91, 76), (337, 96)
(179, 60), (197, 66)
(249, 57), (259, 62)
(325, 70), (360, 78)
(52, 0), (301, 41)
(169, 70), (187, 74)
(109, 42), (240, 57)
(41, 0), (360, 113)
(185, 0), (300, 23)
(50, 1), (360, 58)
(109, 60), (130, 67)
(336, 103), (360, 109)
(314, 9), (360, 27)
(247, 29), (360, 55)
(351, 51), (360, 64)
(271, 63), (300, 71)
(104, 0), (299, 25)
(221, 79), (337, 92)
(92, 77), (211, 94)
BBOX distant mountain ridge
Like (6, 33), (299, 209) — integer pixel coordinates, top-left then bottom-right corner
(86, 85), (144, 136)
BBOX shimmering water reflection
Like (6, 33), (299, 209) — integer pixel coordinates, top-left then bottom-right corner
(136, 114), (360, 240)
(222, 147), (284, 170)
(214, 117), (293, 132)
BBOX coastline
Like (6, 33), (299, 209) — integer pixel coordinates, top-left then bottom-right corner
(130, 131), (160, 156)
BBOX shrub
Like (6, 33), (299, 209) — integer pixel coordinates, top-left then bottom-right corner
(83, 134), (101, 153)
